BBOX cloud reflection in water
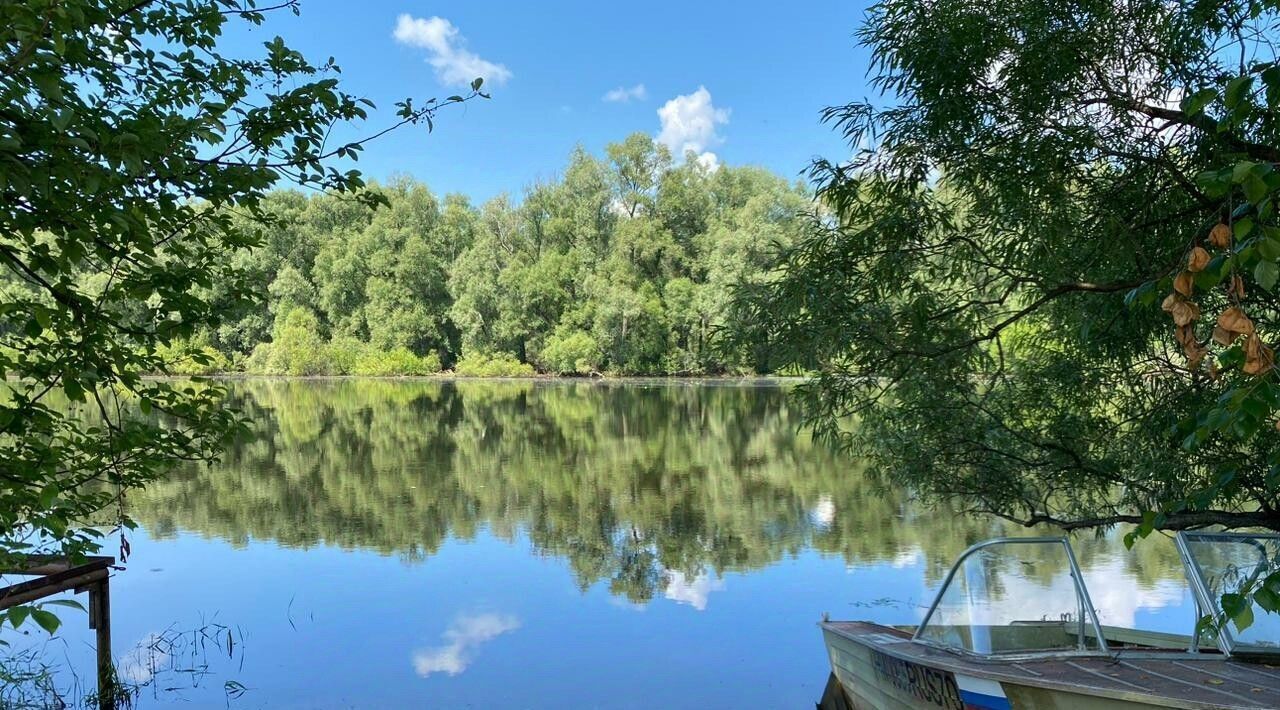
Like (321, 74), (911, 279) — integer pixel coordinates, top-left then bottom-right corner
(413, 612), (521, 678)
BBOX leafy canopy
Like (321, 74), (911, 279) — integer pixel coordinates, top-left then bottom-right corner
(735, 0), (1280, 536)
(0, 0), (481, 633)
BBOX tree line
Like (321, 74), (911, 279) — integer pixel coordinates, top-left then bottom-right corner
(180, 133), (812, 377)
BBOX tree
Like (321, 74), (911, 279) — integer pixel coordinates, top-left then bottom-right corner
(734, 1), (1280, 537)
(607, 133), (671, 218)
(146, 135), (810, 378)
(0, 0), (483, 633)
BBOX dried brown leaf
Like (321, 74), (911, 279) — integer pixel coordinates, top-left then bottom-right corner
(1170, 301), (1200, 326)
(1174, 271), (1195, 297)
(1244, 336), (1275, 375)
(1218, 307), (1255, 335)
(1229, 274), (1246, 300)
(1210, 223), (1232, 249)
(1188, 246), (1211, 272)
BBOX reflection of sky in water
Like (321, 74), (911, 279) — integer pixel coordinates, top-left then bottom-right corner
(663, 570), (725, 611)
(0, 382), (1203, 707)
(4, 527), (1197, 709)
(413, 612), (521, 677)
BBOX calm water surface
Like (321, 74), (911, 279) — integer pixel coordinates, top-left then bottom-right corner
(11, 380), (1195, 708)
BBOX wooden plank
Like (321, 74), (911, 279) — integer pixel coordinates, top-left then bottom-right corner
(0, 555), (113, 577)
(0, 568), (108, 609)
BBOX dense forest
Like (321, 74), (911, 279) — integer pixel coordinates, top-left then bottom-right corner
(179, 133), (811, 377)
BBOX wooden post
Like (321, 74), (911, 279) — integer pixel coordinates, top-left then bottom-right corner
(89, 579), (115, 710)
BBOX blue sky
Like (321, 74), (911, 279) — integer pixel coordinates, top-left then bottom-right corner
(220, 0), (874, 201)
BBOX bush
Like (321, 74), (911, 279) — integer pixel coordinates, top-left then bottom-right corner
(244, 342), (275, 374)
(325, 336), (366, 375)
(453, 352), (536, 377)
(539, 329), (599, 375)
(352, 347), (441, 376)
(260, 308), (332, 375)
(243, 329), (443, 377)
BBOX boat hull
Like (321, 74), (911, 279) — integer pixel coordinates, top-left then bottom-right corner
(821, 621), (1280, 710)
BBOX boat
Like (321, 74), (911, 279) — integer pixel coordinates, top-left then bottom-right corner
(819, 532), (1280, 709)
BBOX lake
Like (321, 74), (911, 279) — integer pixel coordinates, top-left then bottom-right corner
(7, 379), (1195, 708)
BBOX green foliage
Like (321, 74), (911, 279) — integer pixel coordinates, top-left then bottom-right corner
(453, 352), (536, 377)
(258, 308), (330, 376)
(242, 318), (442, 377)
(0, 0), (479, 578)
(733, 0), (1280, 534)
(540, 328), (600, 375)
(156, 334), (232, 376)
(351, 347), (441, 377)
(203, 134), (810, 377)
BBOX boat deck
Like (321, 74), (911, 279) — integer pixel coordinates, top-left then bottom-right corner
(823, 621), (1280, 710)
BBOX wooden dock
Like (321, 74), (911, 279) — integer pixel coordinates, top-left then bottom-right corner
(0, 555), (117, 709)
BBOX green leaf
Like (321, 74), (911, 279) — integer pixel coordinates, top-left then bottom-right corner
(38, 483), (58, 509)
(1234, 160), (1260, 184)
(7, 606), (30, 629)
(32, 73), (62, 101)
(1182, 87), (1217, 115)
(30, 609), (60, 635)
(1255, 586), (1280, 613)
(1233, 602), (1255, 634)
(1225, 75), (1254, 108)
(1256, 260), (1278, 291)
(50, 109), (73, 131)
(1196, 168), (1232, 198)
(1263, 65), (1280, 107)
(1245, 174), (1271, 204)
(41, 599), (85, 611)
(1222, 592), (1248, 617)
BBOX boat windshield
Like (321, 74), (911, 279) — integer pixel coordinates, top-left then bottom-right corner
(913, 537), (1107, 657)
(1178, 532), (1280, 657)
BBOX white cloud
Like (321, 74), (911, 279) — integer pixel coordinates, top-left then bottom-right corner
(117, 632), (169, 684)
(656, 86), (729, 170)
(604, 84), (648, 103)
(412, 612), (521, 677)
(694, 152), (721, 172)
(393, 15), (512, 88)
(664, 570), (725, 611)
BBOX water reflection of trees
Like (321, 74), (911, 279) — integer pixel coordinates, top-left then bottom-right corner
(129, 380), (1182, 602)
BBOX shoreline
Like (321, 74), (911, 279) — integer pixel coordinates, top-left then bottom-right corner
(148, 373), (810, 385)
